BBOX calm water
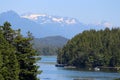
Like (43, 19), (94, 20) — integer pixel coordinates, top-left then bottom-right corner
(37, 56), (120, 80)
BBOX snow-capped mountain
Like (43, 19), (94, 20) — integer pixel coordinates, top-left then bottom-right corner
(22, 14), (79, 25)
(0, 11), (109, 38)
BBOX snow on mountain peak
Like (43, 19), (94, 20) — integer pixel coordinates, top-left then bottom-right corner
(52, 17), (64, 23)
(93, 21), (112, 28)
(21, 13), (78, 25)
(102, 22), (112, 28)
(65, 19), (76, 24)
(22, 14), (47, 20)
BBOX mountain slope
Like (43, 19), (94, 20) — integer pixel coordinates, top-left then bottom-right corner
(33, 36), (68, 55)
(35, 36), (68, 47)
(0, 11), (107, 38)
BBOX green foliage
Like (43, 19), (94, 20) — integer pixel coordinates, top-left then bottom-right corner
(57, 28), (120, 69)
(0, 22), (40, 80)
(115, 78), (120, 80)
(14, 35), (39, 80)
(0, 29), (19, 80)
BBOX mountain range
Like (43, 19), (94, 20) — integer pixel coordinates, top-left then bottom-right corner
(0, 10), (109, 39)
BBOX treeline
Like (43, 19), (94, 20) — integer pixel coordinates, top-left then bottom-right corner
(0, 22), (40, 80)
(57, 28), (120, 69)
(35, 46), (60, 55)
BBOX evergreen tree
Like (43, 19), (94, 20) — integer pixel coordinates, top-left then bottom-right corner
(14, 29), (39, 80)
(0, 29), (19, 80)
(57, 28), (120, 70)
(0, 22), (40, 80)
(0, 48), (4, 80)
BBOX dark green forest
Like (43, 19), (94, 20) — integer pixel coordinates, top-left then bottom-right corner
(0, 22), (40, 80)
(57, 28), (120, 70)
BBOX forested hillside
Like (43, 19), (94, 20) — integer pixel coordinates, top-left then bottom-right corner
(0, 22), (40, 80)
(33, 36), (68, 55)
(57, 28), (120, 70)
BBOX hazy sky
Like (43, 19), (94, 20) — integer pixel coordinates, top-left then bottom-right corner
(1, 0), (120, 26)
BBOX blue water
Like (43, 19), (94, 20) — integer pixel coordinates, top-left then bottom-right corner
(37, 56), (120, 80)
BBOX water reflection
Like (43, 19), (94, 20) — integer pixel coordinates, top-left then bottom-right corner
(37, 56), (120, 80)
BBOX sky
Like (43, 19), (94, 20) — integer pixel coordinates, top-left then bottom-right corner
(0, 0), (120, 26)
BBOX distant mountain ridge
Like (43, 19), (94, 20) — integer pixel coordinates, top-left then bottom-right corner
(36, 36), (68, 47)
(0, 10), (109, 38)
(33, 36), (68, 55)
(34, 36), (68, 47)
